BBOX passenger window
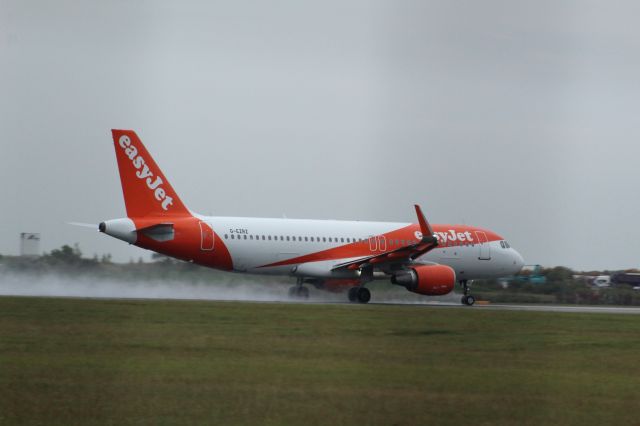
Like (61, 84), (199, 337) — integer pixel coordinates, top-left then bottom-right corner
(224, 234), (228, 239)
(286, 236), (290, 241)
(231, 234), (235, 239)
(323, 237), (326, 242)
(243, 235), (247, 240)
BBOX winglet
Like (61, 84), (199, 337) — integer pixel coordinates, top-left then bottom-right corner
(414, 204), (437, 244)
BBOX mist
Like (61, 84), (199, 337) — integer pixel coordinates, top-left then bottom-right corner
(0, 272), (461, 305)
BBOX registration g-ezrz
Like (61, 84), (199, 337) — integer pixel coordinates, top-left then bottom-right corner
(229, 228), (248, 234)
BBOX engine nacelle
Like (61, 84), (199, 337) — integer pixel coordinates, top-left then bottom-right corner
(391, 264), (456, 296)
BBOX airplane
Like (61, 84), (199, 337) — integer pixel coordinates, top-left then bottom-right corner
(97, 129), (525, 305)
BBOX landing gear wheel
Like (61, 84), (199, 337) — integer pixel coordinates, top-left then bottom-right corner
(459, 280), (475, 306)
(288, 286), (297, 298)
(348, 287), (359, 303)
(288, 285), (309, 299)
(356, 287), (371, 304)
(461, 295), (475, 306)
(297, 286), (309, 299)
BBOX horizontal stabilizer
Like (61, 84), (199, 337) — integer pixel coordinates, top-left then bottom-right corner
(136, 223), (175, 242)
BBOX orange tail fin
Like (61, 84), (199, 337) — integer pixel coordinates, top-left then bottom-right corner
(111, 129), (190, 218)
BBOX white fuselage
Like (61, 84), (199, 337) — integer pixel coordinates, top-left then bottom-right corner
(196, 215), (524, 281)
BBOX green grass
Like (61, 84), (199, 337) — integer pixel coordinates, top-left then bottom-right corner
(1, 297), (639, 425)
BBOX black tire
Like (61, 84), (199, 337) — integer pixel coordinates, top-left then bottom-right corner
(297, 286), (309, 299)
(461, 295), (468, 305)
(465, 295), (475, 306)
(348, 287), (359, 302)
(288, 286), (298, 298)
(356, 287), (371, 304)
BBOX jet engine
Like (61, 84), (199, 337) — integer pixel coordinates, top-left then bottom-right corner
(391, 264), (456, 296)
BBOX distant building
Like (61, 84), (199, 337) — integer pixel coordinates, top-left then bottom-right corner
(612, 273), (640, 287)
(20, 233), (41, 257)
(592, 275), (611, 288)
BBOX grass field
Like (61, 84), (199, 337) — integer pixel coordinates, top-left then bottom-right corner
(1, 297), (639, 425)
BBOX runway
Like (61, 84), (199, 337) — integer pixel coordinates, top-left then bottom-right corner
(3, 293), (640, 314)
(476, 303), (640, 314)
(2, 274), (639, 314)
(376, 301), (640, 314)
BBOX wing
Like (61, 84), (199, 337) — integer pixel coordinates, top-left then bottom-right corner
(331, 204), (439, 272)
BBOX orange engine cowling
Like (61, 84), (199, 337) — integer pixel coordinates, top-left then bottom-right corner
(391, 264), (456, 296)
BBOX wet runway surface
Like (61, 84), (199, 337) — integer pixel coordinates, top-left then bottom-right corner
(369, 301), (640, 314)
(4, 293), (640, 314)
(2, 275), (639, 314)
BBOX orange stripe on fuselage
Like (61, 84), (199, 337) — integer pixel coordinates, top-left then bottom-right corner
(257, 224), (502, 268)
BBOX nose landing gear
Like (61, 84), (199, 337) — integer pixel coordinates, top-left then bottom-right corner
(460, 280), (475, 306)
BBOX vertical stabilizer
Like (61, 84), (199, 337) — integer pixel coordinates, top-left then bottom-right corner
(111, 129), (190, 218)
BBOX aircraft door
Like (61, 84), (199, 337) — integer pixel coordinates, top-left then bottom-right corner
(378, 236), (387, 251)
(475, 231), (491, 260)
(368, 236), (378, 252)
(199, 221), (215, 251)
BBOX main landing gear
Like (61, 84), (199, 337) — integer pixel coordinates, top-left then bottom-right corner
(288, 278), (309, 299)
(348, 286), (371, 304)
(460, 280), (475, 306)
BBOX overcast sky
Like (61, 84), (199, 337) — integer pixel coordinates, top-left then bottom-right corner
(1, 0), (639, 270)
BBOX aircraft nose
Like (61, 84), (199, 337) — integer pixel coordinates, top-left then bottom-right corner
(512, 249), (525, 272)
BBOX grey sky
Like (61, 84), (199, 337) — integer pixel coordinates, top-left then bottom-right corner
(1, 0), (639, 270)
